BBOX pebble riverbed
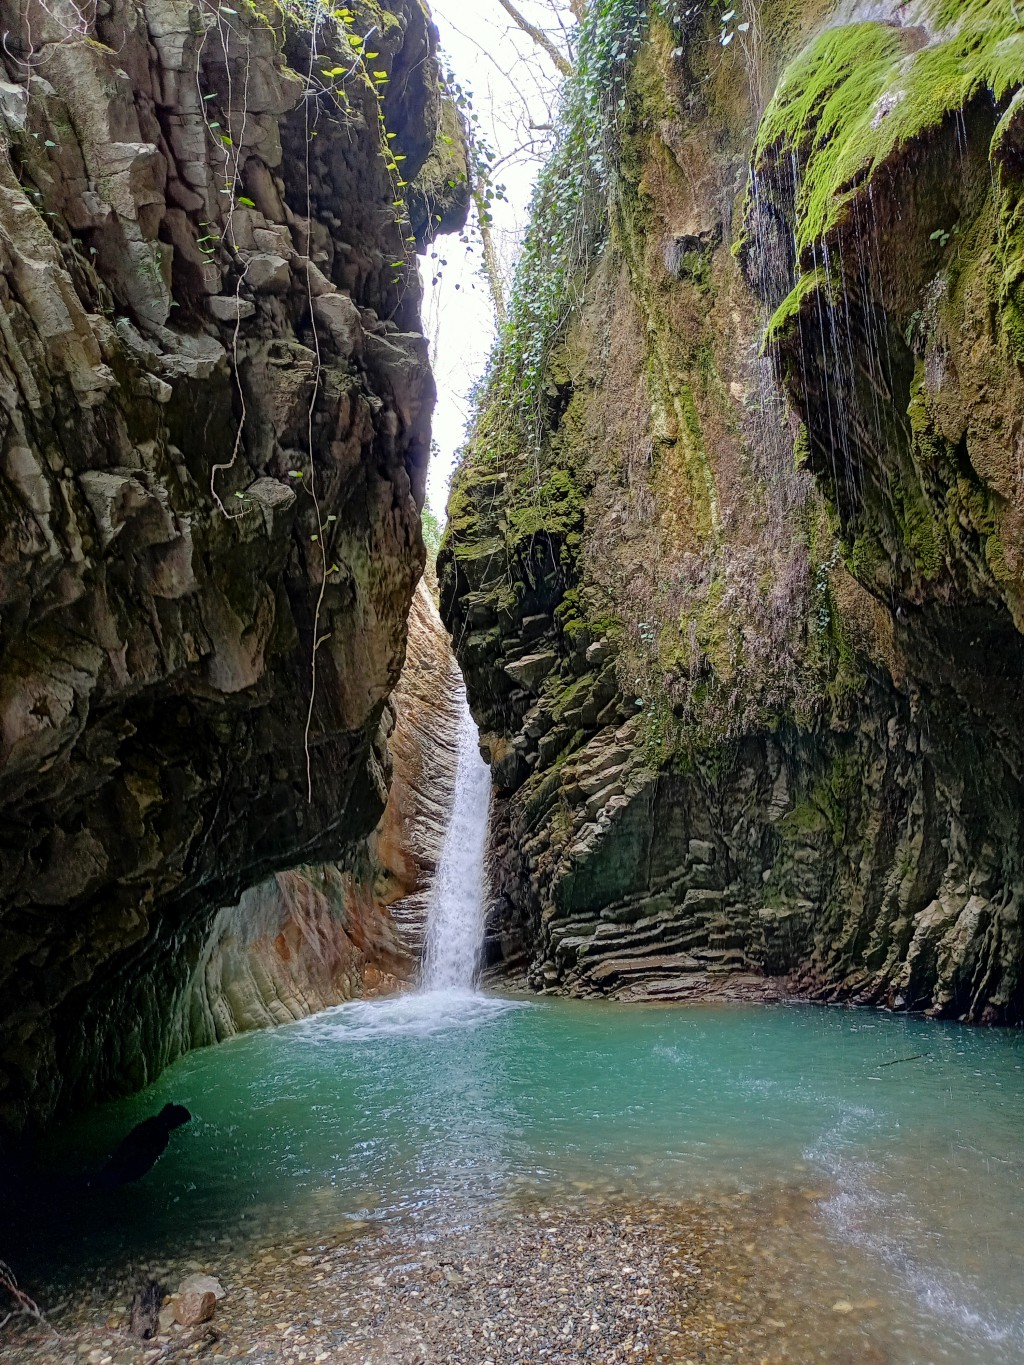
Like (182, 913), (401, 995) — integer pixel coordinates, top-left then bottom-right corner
(2, 1186), (908, 1364)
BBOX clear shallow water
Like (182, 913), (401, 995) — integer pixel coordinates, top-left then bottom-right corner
(15, 993), (1024, 1362)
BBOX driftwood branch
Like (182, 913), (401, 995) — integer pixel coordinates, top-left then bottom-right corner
(0, 1260), (52, 1335)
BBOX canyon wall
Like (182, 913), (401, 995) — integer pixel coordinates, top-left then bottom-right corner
(190, 574), (461, 1048)
(0, 0), (465, 1130)
(78, 577), (462, 1098)
(441, 0), (1024, 1020)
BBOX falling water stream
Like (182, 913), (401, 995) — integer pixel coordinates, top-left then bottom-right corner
(7, 683), (1024, 1363)
(418, 686), (491, 993)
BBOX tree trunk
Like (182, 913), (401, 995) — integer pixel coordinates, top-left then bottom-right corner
(494, 0), (573, 76)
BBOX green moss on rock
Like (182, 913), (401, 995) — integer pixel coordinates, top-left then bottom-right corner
(754, 0), (1024, 255)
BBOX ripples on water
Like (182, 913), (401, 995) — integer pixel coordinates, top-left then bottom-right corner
(13, 992), (1024, 1364)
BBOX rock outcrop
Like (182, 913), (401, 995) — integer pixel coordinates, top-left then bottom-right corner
(441, 0), (1024, 1021)
(75, 578), (463, 1094)
(0, 0), (466, 1130)
(190, 575), (461, 1051)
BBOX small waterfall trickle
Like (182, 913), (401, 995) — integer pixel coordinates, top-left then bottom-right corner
(419, 681), (492, 993)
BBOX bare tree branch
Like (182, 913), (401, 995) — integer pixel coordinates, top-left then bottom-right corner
(430, 1), (580, 326)
(494, 0), (572, 76)
(0, 1260), (53, 1336)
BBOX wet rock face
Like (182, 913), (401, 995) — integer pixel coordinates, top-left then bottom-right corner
(373, 574), (463, 947)
(178, 579), (462, 1057)
(740, 1), (1024, 1018)
(0, 0), (465, 1129)
(442, 0), (1024, 1021)
(54, 581), (463, 1103)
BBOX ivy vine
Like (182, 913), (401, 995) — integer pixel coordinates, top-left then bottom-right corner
(478, 0), (656, 457)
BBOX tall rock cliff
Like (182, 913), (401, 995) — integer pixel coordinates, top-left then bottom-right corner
(0, 0), (466, 1130)
(441, 0), (1024, 1021)
(191, 574), (462, 1051)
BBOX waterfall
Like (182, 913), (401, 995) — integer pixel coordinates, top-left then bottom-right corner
(419, 682), (492, 993)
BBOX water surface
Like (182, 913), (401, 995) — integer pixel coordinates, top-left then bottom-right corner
(18, 992), (1024, 1362)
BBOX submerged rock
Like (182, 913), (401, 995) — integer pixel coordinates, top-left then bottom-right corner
(176, 1274), (224, 1301)
(172, 1288), (216, 1327)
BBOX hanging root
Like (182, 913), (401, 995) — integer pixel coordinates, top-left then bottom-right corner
(0, 1260), (51, 1334)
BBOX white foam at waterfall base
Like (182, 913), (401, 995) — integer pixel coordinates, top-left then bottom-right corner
(297, 681), (517, 1043)
(296, 990), (520, 1042)
(419, 681), (493, 993)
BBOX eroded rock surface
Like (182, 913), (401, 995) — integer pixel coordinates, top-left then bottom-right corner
(441, 0), (1024, 1020)
(60, 577), (462, 1097)
(0, 0), (465, 1129)
(172, 577), (462, 1061)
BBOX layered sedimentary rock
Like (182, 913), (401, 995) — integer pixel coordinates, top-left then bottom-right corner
(104, 578), (462, 1081)
(0, 0), (466, 1129)
(372, 570), (463, 945)
(186, 576), (461, 1054)
(441, 0), (1024, 1020)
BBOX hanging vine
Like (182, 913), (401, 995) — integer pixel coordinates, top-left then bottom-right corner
(482, 0), (653, 456)
(184, 0), (433, 799)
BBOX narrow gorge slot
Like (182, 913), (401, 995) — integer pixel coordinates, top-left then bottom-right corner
(1, 0), (1023, 1360)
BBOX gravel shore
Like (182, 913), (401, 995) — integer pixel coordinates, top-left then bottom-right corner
(2, 1188), (906, 1364)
